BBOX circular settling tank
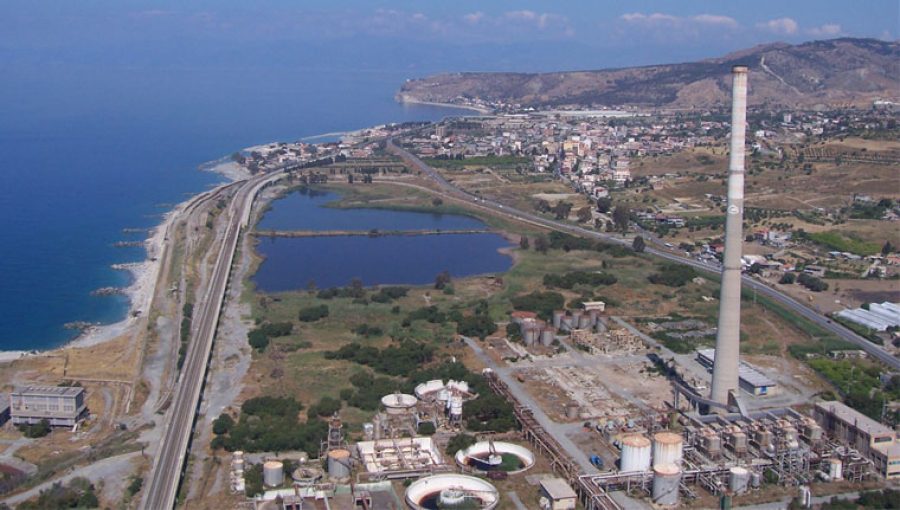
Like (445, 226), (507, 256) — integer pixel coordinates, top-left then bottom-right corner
(455, 441), (535, 475)
(382, 393), (418, 415)
(406, 474), (499, 510)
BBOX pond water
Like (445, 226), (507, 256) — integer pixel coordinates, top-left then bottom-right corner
(252, 190), (512, 292)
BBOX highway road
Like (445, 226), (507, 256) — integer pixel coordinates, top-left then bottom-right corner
(141, 171), (283, 510)
(387, 139), (900, 371)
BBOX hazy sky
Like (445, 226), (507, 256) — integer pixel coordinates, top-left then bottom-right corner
(2, 1), (897, 73)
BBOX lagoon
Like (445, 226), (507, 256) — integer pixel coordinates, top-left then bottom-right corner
(252, 191), (512, 292)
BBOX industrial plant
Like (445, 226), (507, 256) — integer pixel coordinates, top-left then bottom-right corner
(218, 66), (898, 510)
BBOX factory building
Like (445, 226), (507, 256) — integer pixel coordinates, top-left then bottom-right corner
(697, 349), (777, 396)
(10, 386), (87, 427)
(539, 478), (577, 510)
(814, 400), (900, 478)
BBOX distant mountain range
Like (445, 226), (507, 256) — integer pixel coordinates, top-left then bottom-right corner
(397, 38), (899, 110)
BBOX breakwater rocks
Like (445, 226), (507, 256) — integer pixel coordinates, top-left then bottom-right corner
(91, 287), (126, 297)
(111, 262), (142, 272)
(64, 321), (97, 332)
(253, 228), (491, 238)
(113, 240), (145, 248)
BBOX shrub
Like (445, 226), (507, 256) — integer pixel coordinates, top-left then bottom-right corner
(798, 273), (828, 292)
(298, 304), (329, 322)
(212, 414), (234, 435)
(648, 263), (698, 287)
(456, 315), (498, 340)
(510, 291), (565, 320)
(779, 272), (796, 284)
(446, 433), (477, 454)
(18, 419), (50, 438)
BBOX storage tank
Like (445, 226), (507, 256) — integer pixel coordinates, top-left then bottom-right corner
(750, 471), (761, 489)
(449, 395), (463, 422)
(828, 458), (843, 480)
(263, 460), (284, 487)
(232, 458), (245, 473)
(405, 474), (499, 510)
(652, 464), (681, 507)
(522, 326), (538, 346)
(552, 310), (565, 329)
(729, 467), (750, 495)
(652, 432), (684, 467)
(588, 310), (600, 326)
(540, 329), (555, 346)
(565, 403), (580, 420)
(363, 422), (375, 441)
(620, 434), (652, 472)
(577, 315), (592, 329)
(571, 310), (583, 328)
(327, 449), (352, 479)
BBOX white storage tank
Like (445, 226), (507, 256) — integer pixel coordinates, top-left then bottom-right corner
(552, 310), (565, 329)
(232, 458), (245, 474)
(652, 463), (681, 507)
(381, 393), (417, 415)
(620, 434), (652, 472)
(263, 460), (284, 487)
(327, 448), (352, 479)
(652, 432), (683, 468)
(449, 395), (464, 422)
(540, 329), (555, 346)
(729, 466), (750, 495)
(828, 458), (843, 480)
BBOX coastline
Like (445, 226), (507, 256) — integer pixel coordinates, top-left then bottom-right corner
(396, 96), (493, 115)
(0, 157), (248, 364)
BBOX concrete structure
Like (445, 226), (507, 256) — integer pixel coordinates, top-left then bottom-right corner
(0, 395), (10, 427)
(813, 400), (900, 478)
(652, 464), (681, 506)
(620, 434), (652, 472)
(710, 65), (749, 408)
(698, 349), (777, 396)
(356, 437), (443, 476)
(381, 393), (417, 415)
(405, 474), (499, 509)
(539, 477), (577, 510)
(9, 386), (87, 427)
(729, 466), (750, 494)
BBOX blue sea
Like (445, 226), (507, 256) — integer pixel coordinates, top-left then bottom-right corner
(0, 68), (473, 350)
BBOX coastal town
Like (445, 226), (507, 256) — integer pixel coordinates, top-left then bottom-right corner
(1, 18), (899, 510)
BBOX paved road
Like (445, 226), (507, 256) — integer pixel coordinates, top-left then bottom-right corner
(141, 171), (283, 510)
(387, 140), (899, 371)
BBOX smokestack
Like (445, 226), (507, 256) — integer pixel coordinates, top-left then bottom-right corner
(710, 65), (748, 407)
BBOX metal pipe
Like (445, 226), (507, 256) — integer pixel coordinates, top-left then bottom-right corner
(710, 65), (749, 407)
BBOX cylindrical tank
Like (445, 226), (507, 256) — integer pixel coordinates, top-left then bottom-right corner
(233, 450), (244, 460)
(652, 464), (681, 507)
(327, 449), (352, 479)
(588, 310), (600, 325)
(565, 403), (580, 420)
(233, 478), (245, 493)
(828, 458), (843, 480)
(522, 327), (538, 346)
(263, 460), (284, 487)
(620, 434), (652, 472)
(232, 458), (245, 472)
(540, 329), (555, 346)
(652, 432), (684, 467)
(571, 311), (583, 327)
(729, 467), (750, 495)
(578, 315), (592, 329)
(449, 395), (463, 421)
(750, 471), (761, 488)
(552, 310), (565, 329)
(363, 422), (375, 441)
(561, 317), (572, 331)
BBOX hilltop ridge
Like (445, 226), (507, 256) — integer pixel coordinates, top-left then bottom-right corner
(397, 38), (899, 109)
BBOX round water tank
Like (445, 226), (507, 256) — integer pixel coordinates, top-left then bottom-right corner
(540, 329), (555, 346)
(828, 458), (842, 480)
(565, 403), (580, 420)
(263, 460), (284, 487)
(552, 310), (565, 329)
(450, 396), (463, 419)
(652, 464), (681, 507)
(578, 315), (592, 329)
(652, 432), (684, 468)
(750, 471), (762, 488)
(381, 393), (417, 415)
(327, 449), (352, 480)
(729, 467), (750, 495)
(232, 458), (245, 472)
(522, 327), (538, 346)
(363, 422), (375, 441)
(405, 474), (499, 510)
(620, 434), (652, 472)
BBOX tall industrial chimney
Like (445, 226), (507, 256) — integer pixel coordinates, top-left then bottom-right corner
(710, 65), (748, 407)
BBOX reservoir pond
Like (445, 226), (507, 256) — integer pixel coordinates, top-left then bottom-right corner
(252, 190), (512, 291)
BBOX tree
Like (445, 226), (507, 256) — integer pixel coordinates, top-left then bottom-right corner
(519, 236), (530, 250)
(553, 201), (573, 220)
(779, 272), (796, 284)
(213, 414), (235, 435)
(612, 205), (631, 232)
(432, 197), (443, 207)
(596, 197), (612, 214)
(632, 235), (646, 253)
(446, 433), (477, 454)
(883, 241), (895, 255)
(576, 206), (592, 223)
(434, 270), (452, 290)
(534, 236), (549, 253)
